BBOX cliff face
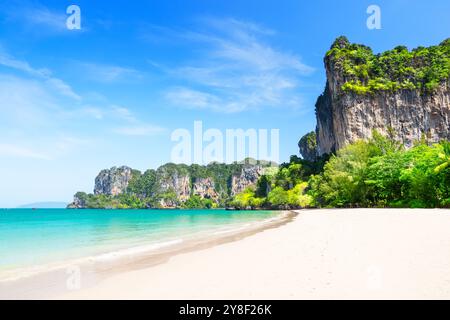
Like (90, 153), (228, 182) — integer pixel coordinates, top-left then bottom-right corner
(298, 131), (318, 161)
(231, 165), (263, 196)
(94, 166), (135, 196)
(70, 162), (267, 209)
(68, 194), (86, 209)
(314, 37), (450, 156)
(154, 165), (191, 204)
(192, 177), (219, 202)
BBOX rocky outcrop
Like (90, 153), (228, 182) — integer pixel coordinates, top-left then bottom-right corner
(70, 162), (271, 209)
(231, 165), (263, 196)
(67, 192), (87, 209)
(298, 131), (318, 161)
(192, 177), (219, 202)
(315, 37), (450, 156)
(154, 164), (191, 207)
(94, 166), (134, 196)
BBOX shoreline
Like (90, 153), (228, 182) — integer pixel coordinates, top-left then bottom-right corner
(0, 210), (296, 299)
(60, 208), (450, 300)
(3, 208), (450, 299)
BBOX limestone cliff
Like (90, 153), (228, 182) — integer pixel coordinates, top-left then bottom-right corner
(94, 166), (135, 196)
(192, 177), (220, 202)
(69, 161), (270, 209)
(230, 165), (263, 196)
(314, 37), (450, 156)
(155, 164), (191, 202)
(298, 131), (318, 161)
(67, 193), (87, 209)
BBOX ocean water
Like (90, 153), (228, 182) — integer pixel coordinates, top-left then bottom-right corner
(0, 209), (279, 273)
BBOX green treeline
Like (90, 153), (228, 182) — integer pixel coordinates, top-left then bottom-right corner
(73, 192), (219, 210)
(231, 133), (450, 209)
(328, 36), (450, 94)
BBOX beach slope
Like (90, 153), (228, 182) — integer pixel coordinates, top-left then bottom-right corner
(61, 209), (450, 300)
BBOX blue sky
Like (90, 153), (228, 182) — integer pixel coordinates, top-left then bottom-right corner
(0, 0), (449, 207)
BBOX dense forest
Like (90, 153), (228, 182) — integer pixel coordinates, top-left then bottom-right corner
(231, 132), (450, 209)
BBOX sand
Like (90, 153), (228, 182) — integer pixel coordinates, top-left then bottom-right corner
(55, 209), (450, 299)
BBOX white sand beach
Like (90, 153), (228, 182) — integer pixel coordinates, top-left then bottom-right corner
(58, 208), (450, 300)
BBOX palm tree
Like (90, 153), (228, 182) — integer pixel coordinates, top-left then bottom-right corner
(434, 142), (450, 174)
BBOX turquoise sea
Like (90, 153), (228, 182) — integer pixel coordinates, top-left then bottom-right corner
(0, 209), (279, 273)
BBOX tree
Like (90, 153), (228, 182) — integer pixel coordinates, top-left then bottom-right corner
(267, 187), (289, 207)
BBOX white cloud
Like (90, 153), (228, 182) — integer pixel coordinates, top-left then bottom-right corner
(0, 75), (97, 160)
(111, 105), (137, 122)
(1, 2), (68, 33)
(114, 125), (166, 136)
(0, 75), (58, 127)
(0, 73), (165, 159)
(0, 143), (51, 160)
(74, 106), (105, 120)
(161, 17), (314, 113)
(64, 104), (166, 137)
(204, 17), (276, 37)
(0, 50), (50, 77)
(109, 106), (166, 136)
(165, 87), (221, 110)
(0, 49), (81, 100)
(23, 6), (67, 32)
(45, 78), (81, 101)
(78, 63), (142, 83)
(54, 136), (93, 153)
(67, 105), (139, 122)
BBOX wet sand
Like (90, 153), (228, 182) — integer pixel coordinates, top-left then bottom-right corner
(0, 211), (295, 299)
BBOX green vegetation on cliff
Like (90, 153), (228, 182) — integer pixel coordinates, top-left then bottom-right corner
(298, 131), (317, 161)
(70, 159), (271, 209)
(127, 169), (157, 197)
(327, 36), (450, 94)
(228, 156), (326, 209)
